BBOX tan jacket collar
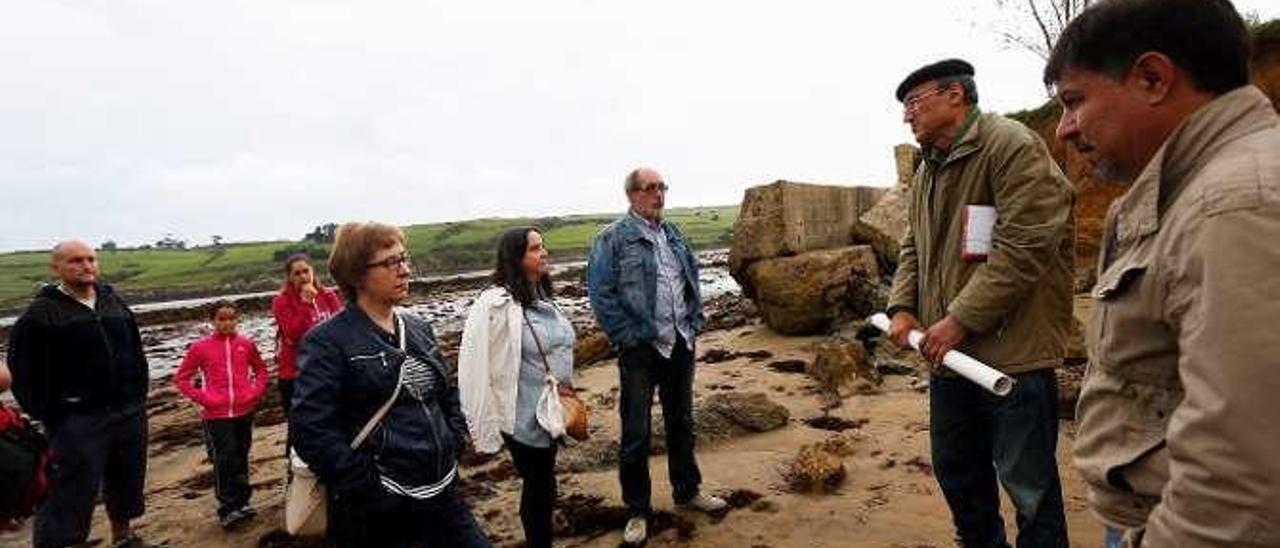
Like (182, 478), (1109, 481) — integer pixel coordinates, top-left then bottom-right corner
(1112, 86), (1278, 246)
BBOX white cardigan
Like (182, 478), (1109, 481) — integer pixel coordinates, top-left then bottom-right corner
(458, 287), (524, 454)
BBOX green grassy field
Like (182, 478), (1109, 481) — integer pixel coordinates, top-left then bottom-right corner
(0, 206), (738, 314)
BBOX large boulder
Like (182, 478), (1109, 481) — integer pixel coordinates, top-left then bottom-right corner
(851, 144), (918, 271)
(651, 392), (790, 452)
(810, 336), (878, 391)
(573, 330), (614, 368)
(784, 436), (856, 493)
(853, 186), (910, 270)
(697, 391), (791, 434)
(892, 143), (921, 188)
(741, 246), (880, 335)
(729, 181), (885, 284)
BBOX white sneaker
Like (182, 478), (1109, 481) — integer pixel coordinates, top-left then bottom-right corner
(679, 492), (728, 513)
(623, 516), (647, 545)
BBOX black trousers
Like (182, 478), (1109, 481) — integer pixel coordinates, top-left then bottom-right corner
(278, 378), (295, 421)
(327, 483), (491, 548)
(617, 336), (702, 517)
(279, 378), (295, 459)
(35, 406), (147, 548)
(202, 415), (254, 519)
(504, 435), (558, 548)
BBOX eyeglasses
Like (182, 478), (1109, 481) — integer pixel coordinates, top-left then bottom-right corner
(634, 181), (668, 194)
(366, 252), (411, 270)
(902, 87), (947, 113)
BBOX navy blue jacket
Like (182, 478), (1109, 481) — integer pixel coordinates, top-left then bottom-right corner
(6, 284), (149, 426)
(290, 307), (468, 500)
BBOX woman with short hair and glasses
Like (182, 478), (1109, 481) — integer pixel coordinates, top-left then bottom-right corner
(290, 221), (490, 548)
(459, 227), (576, 548)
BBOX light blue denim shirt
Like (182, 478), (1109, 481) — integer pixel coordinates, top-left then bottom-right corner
(632, 211), (694, 358)
(512, 299), (576, 448)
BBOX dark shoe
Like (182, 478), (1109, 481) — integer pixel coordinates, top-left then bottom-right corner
(110, 535), (169, 548)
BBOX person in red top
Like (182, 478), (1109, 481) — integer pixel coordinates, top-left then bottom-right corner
(175, 300), (269, 529)
(271, 254), (342, 418)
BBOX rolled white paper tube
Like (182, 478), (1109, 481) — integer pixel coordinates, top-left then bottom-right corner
(867, 313), (1015, 397)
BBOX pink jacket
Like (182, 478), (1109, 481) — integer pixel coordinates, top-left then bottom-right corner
(271, 286), (343, 380)
(175, 333), (269, 420)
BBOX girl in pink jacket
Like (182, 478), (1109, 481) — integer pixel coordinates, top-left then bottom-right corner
(175, 300), (268, 529)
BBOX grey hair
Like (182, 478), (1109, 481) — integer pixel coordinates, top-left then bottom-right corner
(624, 168), (643, 193)
(936, 75), (979, 105)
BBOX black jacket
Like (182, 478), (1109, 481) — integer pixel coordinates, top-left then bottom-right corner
(290, 306), (468, 501)
(6, 284), (149, 425)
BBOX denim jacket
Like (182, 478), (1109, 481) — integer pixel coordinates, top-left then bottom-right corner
(587, 212), (704, 351)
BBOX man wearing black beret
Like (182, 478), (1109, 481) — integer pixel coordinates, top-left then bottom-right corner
(886, 59), (1075, 547)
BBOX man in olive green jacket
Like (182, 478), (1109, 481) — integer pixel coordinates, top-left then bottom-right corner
(887, 58), (1075, 548)
(1046, 1), (1280, 546)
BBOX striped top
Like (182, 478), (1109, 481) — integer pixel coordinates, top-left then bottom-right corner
(381, 462), (457, 500)
(378, 351), (455, 499)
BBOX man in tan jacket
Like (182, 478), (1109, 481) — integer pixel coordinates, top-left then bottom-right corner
(887, 59), (1076, 547)
(1045, 0), (1280, 546)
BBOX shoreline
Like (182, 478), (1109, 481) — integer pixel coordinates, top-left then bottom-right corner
(0, 249), (729, 339)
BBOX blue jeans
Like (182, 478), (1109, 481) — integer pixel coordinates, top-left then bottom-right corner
(930, 369), (1069, 548)
(1104, 526), (1123, 548)
(617, 336), (702, 517)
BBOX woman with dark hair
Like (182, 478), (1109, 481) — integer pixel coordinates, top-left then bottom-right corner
(291, 222), (488, 547)
(459, 227), (575, 548)
(271, 254), (342, 418)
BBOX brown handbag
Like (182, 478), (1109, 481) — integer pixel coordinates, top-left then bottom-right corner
(524, 309), (589, 441)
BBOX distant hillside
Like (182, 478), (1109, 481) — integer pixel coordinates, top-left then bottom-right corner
(0, 205), (738, 314)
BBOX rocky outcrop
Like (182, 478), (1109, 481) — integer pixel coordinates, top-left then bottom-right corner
(784, 434), (858, 493)
(853, 186), (910, 270)
(729, 181), (884, 282)
(561, 392), (790, 472)
(1007, 23), (1280, 273)
(652, 392), (791, 452)
(573, 330), (614, 368)
(1251, 21), (1280, 122)
(852, 144), (918, 270)
(892, 143), (921, 188)
(811, 336), (878, 389)
(740, 246), (880, 335)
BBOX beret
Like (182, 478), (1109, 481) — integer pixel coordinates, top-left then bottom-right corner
(895, 58), (975, 101)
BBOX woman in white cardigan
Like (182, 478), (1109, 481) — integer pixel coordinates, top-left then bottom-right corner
(459, 227), (575, 548)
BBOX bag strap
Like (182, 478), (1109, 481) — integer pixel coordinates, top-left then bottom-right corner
(521, 308), (552, 375)
(350, 310), (406, 450)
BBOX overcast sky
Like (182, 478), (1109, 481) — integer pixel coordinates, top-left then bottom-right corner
(3, 1), (1277, 252)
